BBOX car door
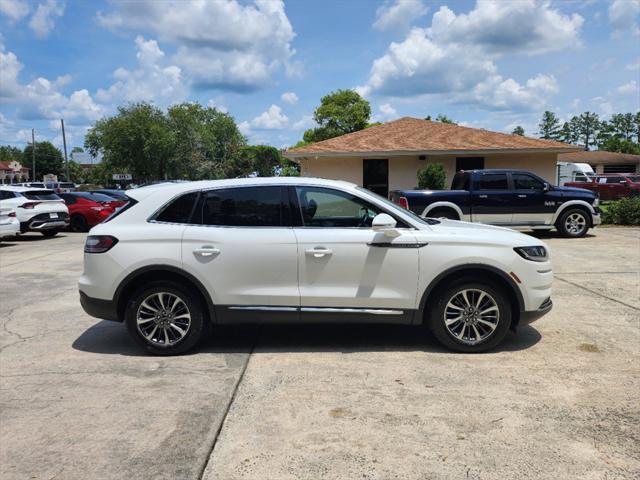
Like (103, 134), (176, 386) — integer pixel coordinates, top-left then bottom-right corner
(291, 185), (420, 320)
(605, 176), (626, 199)
(511, 172), (553, 225)
(471, 172), (513, 224)
(181, 185), (300, 322)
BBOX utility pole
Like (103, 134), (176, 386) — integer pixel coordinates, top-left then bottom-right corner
(61, 119), (70, 181)
(31, 129), (36, 182)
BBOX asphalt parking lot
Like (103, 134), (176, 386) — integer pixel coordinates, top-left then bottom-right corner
(1, 227), (639, 480)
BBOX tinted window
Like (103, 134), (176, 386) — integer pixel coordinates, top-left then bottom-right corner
(74, 192), (118, 202)
(295, 187), (383, 228)
(59, 193), (76, 204)
(0, 191), (15, 200)
(156, 192), (199, 224)
(23, 190), (60, 200)
(95, 190), (127, 200)
(605, 176), (624, 184)
(202, 187), (283, 227)
(513, 173), (544, 190)
(451, 172), (470, 190)
(628, 176), (640, 182)
(478, 174), (508, 190)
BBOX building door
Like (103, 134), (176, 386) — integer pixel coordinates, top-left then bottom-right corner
(363, 159), (389, 197)
(456, 157), (485, 171)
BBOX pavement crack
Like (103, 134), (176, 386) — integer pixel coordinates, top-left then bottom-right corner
(554, 275), (640, 311)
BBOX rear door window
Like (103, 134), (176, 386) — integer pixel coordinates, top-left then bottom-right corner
(478, 174), (508, 190)
(201, 187), (284, 227)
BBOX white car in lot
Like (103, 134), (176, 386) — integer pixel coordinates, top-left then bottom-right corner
(79, 178), (553, 355)
(0, 186), (69, 236)
(0, 206), (20, 239)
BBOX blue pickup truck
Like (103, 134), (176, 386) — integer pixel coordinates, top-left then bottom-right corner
(390, 169), (602, 238)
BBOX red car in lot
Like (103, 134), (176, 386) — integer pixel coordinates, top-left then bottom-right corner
(59, 192), (125, 232)
(565, 173), (640, 201)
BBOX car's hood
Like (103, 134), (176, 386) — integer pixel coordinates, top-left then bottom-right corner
(416, 219), (544, 247)
(555, 186), (596, 196)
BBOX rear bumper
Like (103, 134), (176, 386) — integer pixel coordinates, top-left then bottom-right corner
(79, 291), (120, 322)
(21, 212), (69, 232)
(519, 297), (553, 325)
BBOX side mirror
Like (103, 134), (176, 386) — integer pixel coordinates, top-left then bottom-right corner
(372, 213), (397, 232)
(543, 183), (550, 192)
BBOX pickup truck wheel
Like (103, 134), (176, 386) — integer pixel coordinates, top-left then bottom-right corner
(427, 280), (511, 353)
(428, 208), (458, 220)
(556, 208), (589, 238)
(124, 280), (206, 356)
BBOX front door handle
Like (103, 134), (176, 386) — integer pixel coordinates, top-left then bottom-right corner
(478, 194), (488, 199)
(193, 246), (220, 257)
(517, 194), (527, 198)
(305, 247), (333, 258)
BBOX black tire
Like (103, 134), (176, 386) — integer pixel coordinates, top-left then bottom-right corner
(427, 279), (512, 353)
(556, 208), (590, 238)
(41, 229), (58, 237)
(428, 208), (459, 220)
(71, 214), (88, 232)
(124, 280), (207, 355)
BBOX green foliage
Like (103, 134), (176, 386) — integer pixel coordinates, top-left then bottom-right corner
(538, 111), (561, 140)
(602, 197), (640, 225)
(68, 160), (84, 183)
(417, 163), (446, 190)
(22, 141), (64, 180)
(512, 126), (525, 136)
(0, 145), (24, 163)
(223, 145), (282, 178)
(303, 89), (371, 143)
(425, 114), (457, 124)
(83, 162), (117, 186)
(366, 122), (382, 128)
(71, 146), (84, 153)
(597, 137), (640, 154)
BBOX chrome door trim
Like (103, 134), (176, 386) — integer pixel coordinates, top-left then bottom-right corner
(228, 306), (298, 312)
(300, 307), (404, 315)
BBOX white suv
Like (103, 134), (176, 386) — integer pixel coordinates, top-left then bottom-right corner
(0, 186), (69, 236)
(79, 178), (553, 355)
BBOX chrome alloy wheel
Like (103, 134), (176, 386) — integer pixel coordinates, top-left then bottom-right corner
(444, 289), (500, 345)
(136, 292), (191, 347)
(564, 212), (587, 235)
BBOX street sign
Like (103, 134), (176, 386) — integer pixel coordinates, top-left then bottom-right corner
(112, 173), (132, 181)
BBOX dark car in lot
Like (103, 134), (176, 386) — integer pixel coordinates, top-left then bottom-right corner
(59, 192), (125, 232)
(565, 173), (640, 201)
(90, 189), (129, 201)
(390, 169), (601, 238)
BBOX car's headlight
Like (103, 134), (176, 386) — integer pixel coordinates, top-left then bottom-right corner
(514, 246), (549, 262)
(592, 197), (599, 207)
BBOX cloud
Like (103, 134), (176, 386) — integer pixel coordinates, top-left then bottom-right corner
(371, 103), (398, 122)
(292, 114), (314, 130)
(0, 0), (29, 21)
(609, 0), (640, 37)
(626, 60), (640, 71)
(281, 91), (298, 105)
(469, 74), (559, 111)
(373, 0), (428, 32)
(29, 0), (65, 39)
(97, 0), (297, 91)
(247, 104), (289, 130)
(96, 36), (188, 107)
(616, 80), (638, 96)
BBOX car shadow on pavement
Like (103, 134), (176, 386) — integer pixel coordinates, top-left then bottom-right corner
(72, 321), (541, 356)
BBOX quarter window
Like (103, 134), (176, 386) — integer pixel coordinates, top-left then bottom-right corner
(478, 174), (508, 190)
(155, 192), (198, 224)
(295, 187), (383, 228)
(201, 187), (283, 227)
(512, 174), (544, 190)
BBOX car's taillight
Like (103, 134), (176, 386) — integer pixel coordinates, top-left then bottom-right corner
(8, 211), (16, 217)
(398, 196), (409, 209)
(85, 235), (118, 253)
(19, 202), (41, 209)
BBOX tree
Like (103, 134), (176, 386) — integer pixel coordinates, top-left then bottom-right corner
(71, 146), (84, 154)
(559, 121), (577, 144)
(222, 145), (283, 178)
(0, 145), (23, 164)
(22, 141), (64, 180)
(303, 89), (371, 143)
(597, 137), (640, 154)
(538, 111), (561, 140)
(417, 163), (446, 190)
(574, 111), (600, 151)
(425, 114), (457, 124)
(512, 126), (525, 136)
(85, 103), (175, 182)
(68, 160), (84, 183)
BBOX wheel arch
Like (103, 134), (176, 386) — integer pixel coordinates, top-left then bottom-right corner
(417, 264), (525, 328)
(551, 200), (595, 226)
(114, 266), (216, 324)
(421, 202), (463, 220)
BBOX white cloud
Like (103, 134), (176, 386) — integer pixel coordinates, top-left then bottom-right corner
(97, 0), (297, 91)
(609, 0), (640, 37)
(248, 104), (289, 130)
(207, 98), (228, 113)
(96, 36), (187, 107)
(373, 0), (428, 32)
(0, 0), (29, 21)
(626, 60), (640, 71)
(617, 80), (639, 96)
(372, 103), (398, 122)
(281, 91), (298, 105)
(470, 74), (559, 111)
(29, 0), (65, 39)
(292, 114), (314, 130)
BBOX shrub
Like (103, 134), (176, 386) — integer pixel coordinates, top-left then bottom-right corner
(602, 197), (640, 225)
(417, 163), (446, 190)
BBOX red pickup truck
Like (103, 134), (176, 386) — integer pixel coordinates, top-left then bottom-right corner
(565, 173), (640, 201)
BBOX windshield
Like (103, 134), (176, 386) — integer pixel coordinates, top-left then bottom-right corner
(356, 187), (440, 226)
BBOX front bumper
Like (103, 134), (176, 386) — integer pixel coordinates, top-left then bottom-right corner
(592, 208), (602, 226)
(519, 297), (553, 325)
(79, 291), (120, 322)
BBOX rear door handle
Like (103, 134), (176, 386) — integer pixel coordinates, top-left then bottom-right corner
(193, 246), (220, 257)
(517, 194), (527, 198)
(305, 247), (333, 258)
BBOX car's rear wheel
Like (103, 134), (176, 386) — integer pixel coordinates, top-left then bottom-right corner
(71, 214), (88, 232)
(427, 280), (512, 352)
(428, 208), (459, 220)
(556, 208), (589, 238)
(41, 229), (58, 237)
(124, 280), (206, 355)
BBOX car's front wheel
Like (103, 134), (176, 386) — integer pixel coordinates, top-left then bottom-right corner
(556, 208), (590, 238)
(427, 280), (512, 352)
(124, 281), (207, 355)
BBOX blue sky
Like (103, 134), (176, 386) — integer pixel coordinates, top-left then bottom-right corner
(1, 0), (639, 153)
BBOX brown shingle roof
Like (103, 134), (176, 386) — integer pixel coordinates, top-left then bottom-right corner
(559, 150), (640, 164)
(285, 117), (579, 157)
